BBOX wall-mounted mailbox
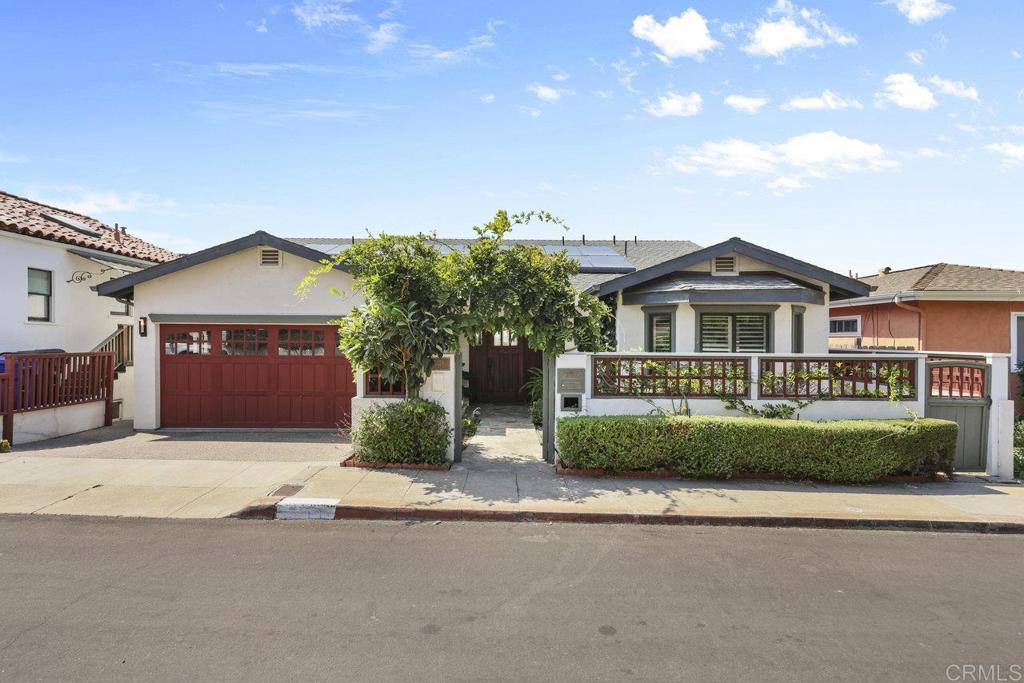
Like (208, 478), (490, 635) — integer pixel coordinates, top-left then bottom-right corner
(557, 368), (585, 394)
(561, 395), (582, 412)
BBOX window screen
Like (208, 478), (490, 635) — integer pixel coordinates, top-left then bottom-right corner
(699, 313), (769, 353)
(830, 318), (859, 334)
(647, 313), (673, 352)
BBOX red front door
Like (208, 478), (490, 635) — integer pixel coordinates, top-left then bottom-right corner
(468, 331), (542, 403)
(159, 324), (355, 428)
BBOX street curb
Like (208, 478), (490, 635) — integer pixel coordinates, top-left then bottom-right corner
(235, 500), (1024, 534)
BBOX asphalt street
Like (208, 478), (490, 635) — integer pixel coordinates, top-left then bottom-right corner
(0, 515), (1021, 682)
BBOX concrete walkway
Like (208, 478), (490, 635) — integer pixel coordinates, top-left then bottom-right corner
(2, 407), (1022, 527)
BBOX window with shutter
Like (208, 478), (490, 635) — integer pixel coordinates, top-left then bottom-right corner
(699, 313), (769, 352)
(649, 314), (672, 352)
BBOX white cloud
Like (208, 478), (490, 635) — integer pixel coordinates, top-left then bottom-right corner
(594, 90), (614, 100)
(1014, 50), (1022, 59)
(954, 122), (979, 133)
(480, 93), (495, 104)
(781, 90), (862, 111)
(644, 91), (703, 117)
(987, 142), (1024, 164)
(366, 22), (402, 53)
(724, 94), (769, 114)
(743, 0), (855, 59)
(874, 73), (937, 110)
(527, 83), (565, 103)
(248, 18), (269, 33)
(519, 106), (542, 118)
(292, 0), (360, 29)
(914, 147), (949, 158)
(907, 49), (925, 65)
(926, 75), (979, 101)
(408, 31), (495, 62)
(767, 176), (805, 193)
(42, 189), (177, 216)
(668, 130), (894, 190)
(630, 9), (721, 62)
(550, 70), (570, 82)
(1004, 125), (1024, 135)
(216, 62), (337, 77)
(886, 0), (954, 24)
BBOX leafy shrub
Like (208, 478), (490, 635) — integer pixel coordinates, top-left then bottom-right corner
(557, 415), (958, 483)
(461, 402), (480, 448)
(0, 439), (10, 454)
(1015, 420), (1023, 480)
(353, 398), (451, 465)
(531, 398), (543, 427)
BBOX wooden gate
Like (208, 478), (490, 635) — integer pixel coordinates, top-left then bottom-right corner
(925, 360), (990, 471)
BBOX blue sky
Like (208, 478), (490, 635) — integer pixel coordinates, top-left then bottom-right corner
(1, 0), (1022, 276)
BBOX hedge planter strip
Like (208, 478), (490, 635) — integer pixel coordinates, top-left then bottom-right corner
(557, 415), (958, 484)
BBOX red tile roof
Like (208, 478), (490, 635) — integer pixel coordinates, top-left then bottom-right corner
(0, 190), (177, 263)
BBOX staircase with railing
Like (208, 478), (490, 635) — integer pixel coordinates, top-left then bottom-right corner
(93, 324), (133, 375)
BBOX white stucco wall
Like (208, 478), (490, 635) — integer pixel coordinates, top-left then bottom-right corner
(130, 246), (364, 429)
(13, 401), (106, 444)
(612, 253), (832, 354)
(0, 233), (139, 353)
(553, 352), (928, 423)
(351, 353), (459, 460)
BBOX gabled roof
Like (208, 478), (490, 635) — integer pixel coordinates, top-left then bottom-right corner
(288, 237), (704, 292)
(862, 263), (1024, 295)
(0, 189), (176, 263)
(96, 231), (345, 299)
(591, 237), (870, 300)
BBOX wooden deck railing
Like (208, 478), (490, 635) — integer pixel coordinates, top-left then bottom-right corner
(0, 353), (115, 444)
(758, 357), (917, 400)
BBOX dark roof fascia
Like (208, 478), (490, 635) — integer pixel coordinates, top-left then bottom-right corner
(96, 231), (347, 299)
(592, 238), (870, 300)
(67, 247), (154, 269)
(622, 288), (824, 306)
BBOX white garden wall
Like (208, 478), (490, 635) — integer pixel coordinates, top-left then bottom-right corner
(12, 401), (106, 444)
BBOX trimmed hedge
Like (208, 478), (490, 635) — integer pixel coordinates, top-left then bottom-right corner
(0, 439), (9, 454)
(353, 398), (451, 465)
(557, 415), (958, 483)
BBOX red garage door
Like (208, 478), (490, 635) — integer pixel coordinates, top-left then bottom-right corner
(160, 324), (355, 428)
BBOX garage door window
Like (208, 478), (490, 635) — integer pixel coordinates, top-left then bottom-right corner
(278, 328), (326, 356)
(165, 330), (211, 355)
(221, 328), (269, 356)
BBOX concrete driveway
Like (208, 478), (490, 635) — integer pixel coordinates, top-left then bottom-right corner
(11, 420), (352, 462)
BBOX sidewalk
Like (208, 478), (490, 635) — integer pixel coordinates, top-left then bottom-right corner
(3, 451), (1023, 530)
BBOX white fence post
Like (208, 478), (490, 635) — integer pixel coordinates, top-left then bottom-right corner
(986, 354), (1015, 480)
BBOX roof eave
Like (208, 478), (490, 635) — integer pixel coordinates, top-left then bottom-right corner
(96, 230), (347, 299)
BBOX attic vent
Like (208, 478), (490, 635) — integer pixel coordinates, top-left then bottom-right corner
(41, 212), (101, 238)
(258, 248), (281, 267)
(712, 255), (736, 275)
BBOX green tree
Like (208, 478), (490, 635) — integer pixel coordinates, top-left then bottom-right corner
(298, 210), (609, 398)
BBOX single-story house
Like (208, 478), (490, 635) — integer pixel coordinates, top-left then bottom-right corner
(94, 231), (870, 432)
(829, 263), (1024, 414)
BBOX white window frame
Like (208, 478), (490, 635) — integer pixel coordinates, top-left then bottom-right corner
(1012, 312), (1024, 370)
(829, 315), (861, 337)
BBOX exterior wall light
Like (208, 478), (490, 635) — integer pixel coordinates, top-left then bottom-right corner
(138, 316), (148, 337)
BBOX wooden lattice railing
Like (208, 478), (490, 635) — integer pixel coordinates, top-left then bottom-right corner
(592, 356), (751, 398)
(758, 357), (917, 400)
(929, 363), (986, 399)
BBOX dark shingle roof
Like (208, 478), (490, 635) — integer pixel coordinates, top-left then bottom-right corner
(862, 263), (1024, 294)
(286, 237), (704, 292)
(0, 190), (177, 263)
